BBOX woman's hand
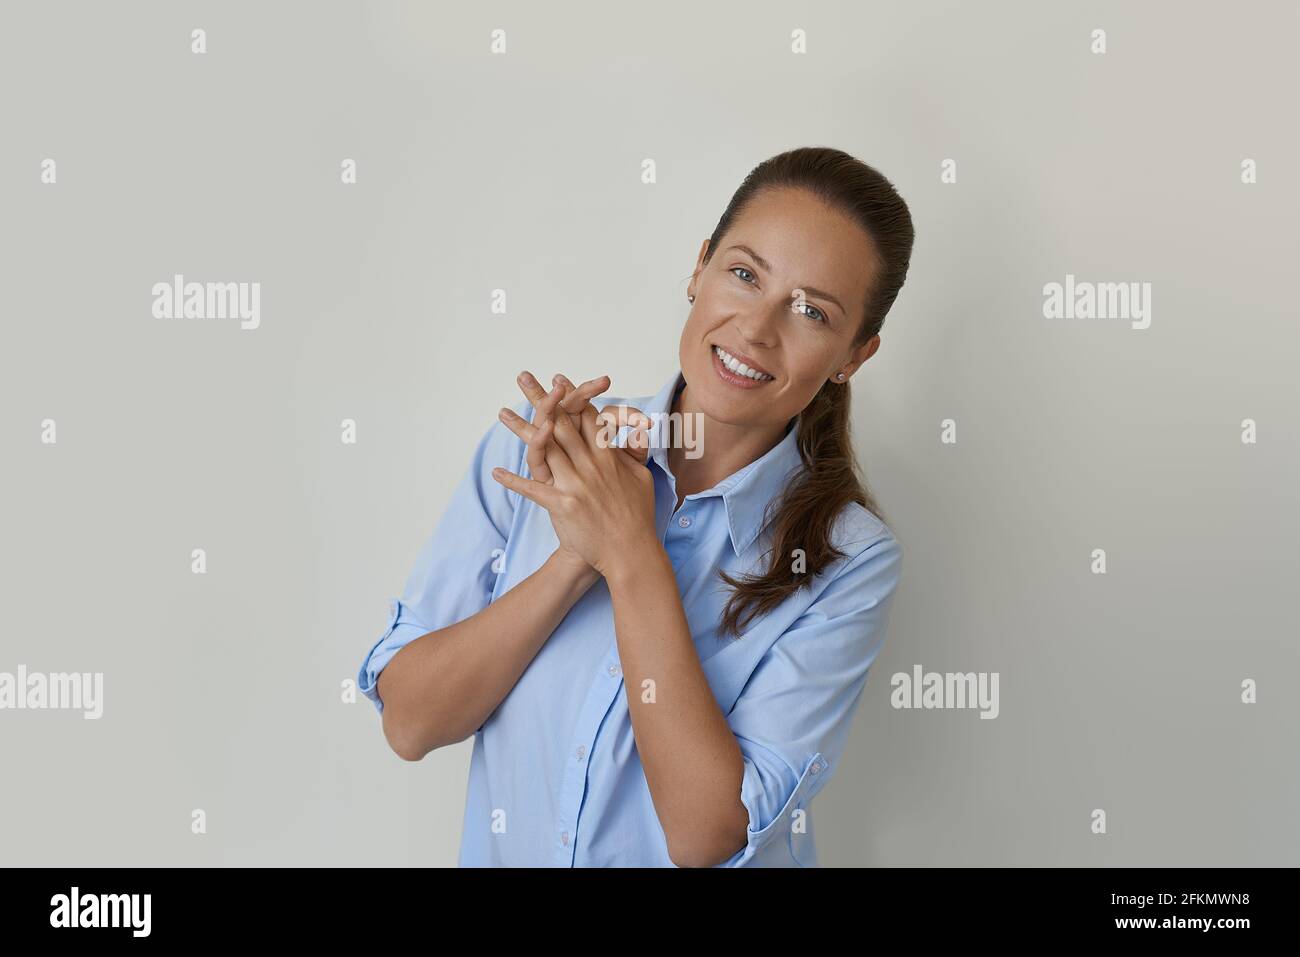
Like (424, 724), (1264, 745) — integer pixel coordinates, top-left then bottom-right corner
(506, 371), (654, 480)
(510, 372), (613, 485)
(493, 371), (660, 580)
(497, 372), (610, 577)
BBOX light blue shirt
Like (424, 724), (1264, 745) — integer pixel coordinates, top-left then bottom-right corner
(358, 369), (904, 866)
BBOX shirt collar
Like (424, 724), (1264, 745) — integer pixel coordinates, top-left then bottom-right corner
(636, 369), (805, 557)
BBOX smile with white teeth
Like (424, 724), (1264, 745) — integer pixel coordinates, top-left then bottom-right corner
(713, 345), (774, 381)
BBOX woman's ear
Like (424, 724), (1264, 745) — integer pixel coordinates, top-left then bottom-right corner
(686, 238), (711, 299)
(850, 334), (882, 371)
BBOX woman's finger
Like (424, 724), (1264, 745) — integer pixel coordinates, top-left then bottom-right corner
(512, 373), (572, 456)
(594, 405), (652, 464)
(534, 380), (569, 426)
(523, 416), (553, 484)
(499, 407), (578, 486)
(516, 375), (589, 467)
(535, 417), (581, 485)
(595, 404), (652, 435)
(575, 400), (606, 451)
(515, 370), (553, 409)
(497, 408), (550, 483)
(556, 374), (611, 415)
(549, 373), (611, 434)
(489, 465), (561, 512)
(531, 378), (595, 468)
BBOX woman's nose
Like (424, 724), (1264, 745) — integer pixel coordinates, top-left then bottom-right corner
(733, 300), (787, 345)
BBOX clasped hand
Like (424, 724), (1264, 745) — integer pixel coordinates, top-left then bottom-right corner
(490, 371), (658, 580)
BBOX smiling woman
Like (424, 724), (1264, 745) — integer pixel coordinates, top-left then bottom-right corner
(676, 153), (914, 637)
(359, 146), (916, 868)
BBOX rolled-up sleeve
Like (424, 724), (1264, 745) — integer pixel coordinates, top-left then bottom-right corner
(716, 532), (904, 867)
(357, 397), (535, 715)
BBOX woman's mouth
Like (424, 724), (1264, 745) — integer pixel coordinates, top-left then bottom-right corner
(711, 345), (775, 389)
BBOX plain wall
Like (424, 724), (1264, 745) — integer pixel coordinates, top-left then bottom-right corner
(0, 0), (1295, 865)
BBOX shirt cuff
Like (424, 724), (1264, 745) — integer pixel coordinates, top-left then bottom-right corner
(357, 598), (427, 715)
(716, 751), (827, 867)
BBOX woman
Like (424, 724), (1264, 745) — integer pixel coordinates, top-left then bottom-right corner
(358, 146), (915, 867)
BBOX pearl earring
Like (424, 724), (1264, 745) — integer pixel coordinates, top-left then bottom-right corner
(836, 373), (846, 380)
(688, 295), (694, 303)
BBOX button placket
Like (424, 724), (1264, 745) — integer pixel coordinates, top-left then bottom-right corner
(555, 659), (627, 865)
(668, 502), (697, 542)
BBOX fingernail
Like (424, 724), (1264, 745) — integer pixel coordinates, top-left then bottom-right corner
(519, 371), (536, 387)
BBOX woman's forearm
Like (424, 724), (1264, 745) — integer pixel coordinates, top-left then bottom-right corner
(378, 551), (600, 761)
(605, 542), (750, 868)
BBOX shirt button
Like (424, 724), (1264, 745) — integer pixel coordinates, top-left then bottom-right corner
(607, 664), (621, 677)
(678, 515), (691, 528)
(810, 761), (823, 774)
(575, 745), (586, 760)
(561, 831), (570, 846)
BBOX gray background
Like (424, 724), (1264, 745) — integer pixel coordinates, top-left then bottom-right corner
(1, 0), (1295, 866)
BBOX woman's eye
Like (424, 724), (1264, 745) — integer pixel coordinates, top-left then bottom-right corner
(793, 301), (827, 324)
(730, 266), (825, 323)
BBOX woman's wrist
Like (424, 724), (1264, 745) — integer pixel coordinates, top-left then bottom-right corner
(601, 536), (670, 594)
(545, 549), (602, 592)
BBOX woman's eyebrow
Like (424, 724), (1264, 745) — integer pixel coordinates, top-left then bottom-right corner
(724, 243), (845, 314)
(724, 243), (774, 273)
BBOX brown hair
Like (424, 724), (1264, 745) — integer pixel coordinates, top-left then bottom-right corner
(706, 147), (915, 638)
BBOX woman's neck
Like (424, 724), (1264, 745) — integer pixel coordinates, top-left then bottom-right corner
(665, 378), (793, 498)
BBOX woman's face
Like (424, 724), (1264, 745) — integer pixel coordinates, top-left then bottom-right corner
(680, 186), (882, 429)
